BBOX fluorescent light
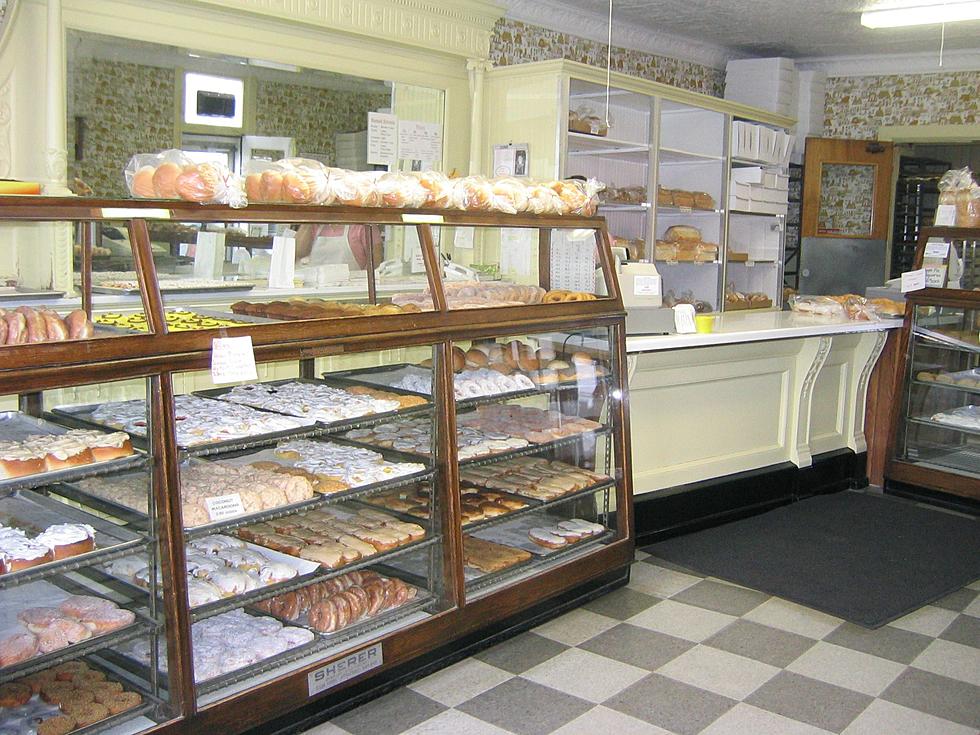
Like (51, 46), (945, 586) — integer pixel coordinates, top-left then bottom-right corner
(861, 1), (980, 27)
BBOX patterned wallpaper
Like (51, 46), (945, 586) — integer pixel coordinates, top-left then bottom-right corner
(490, 19), (725, 97)
(68, 59), (176, 198)
(817, 162), (875, 236)
(67, 60), (391, 198)
(254, 81), (390, 164)
(823, 71), (980, 139)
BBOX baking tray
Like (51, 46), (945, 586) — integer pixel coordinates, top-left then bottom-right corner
(0, 287), (65, 301)
(325, 363), (433, 398)
(0, 488), (146, 589)
(109, 608), (324, 695)
(47, 480), (151, 532)
(459, 479), (615, 534)
(0, 576), (156, 682)
(195, 377), (433, 435)
(0, 411), (147, 494)
(0, 653), (158, 733)
(49, 398), (320, 457)
(459, 427), (612, 469)
(92, 282), (255, 295)
(182, 307), (277, 325)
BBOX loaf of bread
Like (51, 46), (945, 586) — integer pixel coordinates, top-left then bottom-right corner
(663, 225), (702, 242)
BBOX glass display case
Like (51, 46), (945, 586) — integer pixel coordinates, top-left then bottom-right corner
(888, 226), (980, 502)
(0, 195), (633, 735)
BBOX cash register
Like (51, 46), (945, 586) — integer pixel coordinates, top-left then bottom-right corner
(597, 248), (675, 334)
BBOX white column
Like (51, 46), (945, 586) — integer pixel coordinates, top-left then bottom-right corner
(44, 0), (68, 193)
(466, 58), (491, 176)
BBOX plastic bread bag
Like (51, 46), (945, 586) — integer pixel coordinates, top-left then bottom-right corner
(841, 294), (880, 321)
(449, 176), (495, 211)
(125, 149), (193, 199)
(488, 177), (529, 214)
(550, 178), (605, 216)
(410, 171), (454, 208)
(788, 295), (846, 317)
(330, 168), (383, 207)
(525, 180), (563, 215)
(957, 183), (980, 227)
(175, 161), (246, 207)
(937, 166), (974, 206)
(246, 158), (332, 205)
(377, 172), (429, 208)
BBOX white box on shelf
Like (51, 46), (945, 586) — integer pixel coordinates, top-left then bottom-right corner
(731, 181), (752, 199)
(763, 172), (789, 190)
(731, 167), (764, 184)
(729, 193), (750, 212)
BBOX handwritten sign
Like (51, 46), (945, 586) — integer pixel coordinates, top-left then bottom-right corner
(211, 335), (258, 384)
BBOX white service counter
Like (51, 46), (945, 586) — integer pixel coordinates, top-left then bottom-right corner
(625, 311), (902, 495)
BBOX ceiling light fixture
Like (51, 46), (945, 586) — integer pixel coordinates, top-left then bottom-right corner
(861, 1), (980, 28)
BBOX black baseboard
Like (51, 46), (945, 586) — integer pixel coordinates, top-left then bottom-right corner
(884, 479), (980, 516)
(244, 565), (630, 735)
(635, 449), (867, 545)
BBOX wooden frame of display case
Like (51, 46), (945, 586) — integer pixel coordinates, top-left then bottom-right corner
(884, 226), (980, 502)
(0, 196), (634, 735)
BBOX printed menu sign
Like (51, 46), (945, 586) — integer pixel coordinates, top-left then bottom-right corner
(204, 493), (246, 522)
(367, 112), (397, 166)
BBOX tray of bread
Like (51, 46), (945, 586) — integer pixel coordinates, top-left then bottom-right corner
(357, 482), (532, 526)
(250, 569), (429, 641)
(233, 504), (430, 576)
(0, 657), (153, 735)
(0, 490), (144, 588)
(0, 413), (143, 494)
(0, 580), (149, 679)
(195, 378), (431, 433)
(915, 367), (980, 390)
(470, 513), (609, 558)
(100, 534), (320, 619)
(459, 457), (613, 503)
(50, 394), (318, 455)
(117, 607), (318, 692)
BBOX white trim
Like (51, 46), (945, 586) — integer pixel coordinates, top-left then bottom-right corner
(499, 0), (736, 70)
(796, 49), (980, 76)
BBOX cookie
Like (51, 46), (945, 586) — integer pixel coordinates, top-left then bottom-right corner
(37, 715), (77, 735)
(0, 681), (32, 707)
(61, 700), (109, 726)
(104, 690), (142, 714)
(20, 669), (58, 694)
(53, 660), (89, 680)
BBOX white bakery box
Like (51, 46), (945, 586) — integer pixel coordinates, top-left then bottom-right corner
(731, 122), (794, 166)
(729, 167), (789, 215)
(728, 215), (781, 261)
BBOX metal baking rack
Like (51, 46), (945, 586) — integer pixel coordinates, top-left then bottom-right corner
(48, 401), (321, 458)
(0, 411), (147, 495)
(459, 479), (615, 534)
(188, 537), (439, 622)
(458, 427), (612, 469)
(323, 363), (433, 399)
(0, 575), (159, 682)
(194, 376), (433, 436)
(47, 481), (151, 532)
(0, 489), (147, 589)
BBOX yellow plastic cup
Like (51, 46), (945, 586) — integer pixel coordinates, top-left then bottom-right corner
(695, 314), (716, 334)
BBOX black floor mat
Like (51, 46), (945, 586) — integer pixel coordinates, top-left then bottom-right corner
(644, 491), (980, 628)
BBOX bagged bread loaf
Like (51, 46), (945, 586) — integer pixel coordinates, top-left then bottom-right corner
(246, 159), (334, 205)
(663, 225), (702, 242)
(125, 150), (246, 207)
(376, 172), (429, 208)
(331, 169), (383, 207)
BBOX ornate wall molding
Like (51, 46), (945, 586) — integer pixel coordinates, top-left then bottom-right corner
(193, 0), (502, 60)
(499, 0), (734, 70)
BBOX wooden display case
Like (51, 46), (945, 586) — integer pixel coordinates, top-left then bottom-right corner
(0, 196), (634, 735)
(886, 226), (980, 502)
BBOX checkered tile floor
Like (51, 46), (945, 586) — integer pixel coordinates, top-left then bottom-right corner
(305, 552), (980, 735)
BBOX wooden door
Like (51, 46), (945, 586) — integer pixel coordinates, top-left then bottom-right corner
(802, 137), (894, 240)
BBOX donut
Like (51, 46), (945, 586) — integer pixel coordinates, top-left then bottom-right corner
(543, 290), (568, 304)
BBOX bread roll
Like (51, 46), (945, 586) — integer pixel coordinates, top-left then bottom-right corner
(451, 346), (466, 372)
(131, 166), (156, 198)
(245, 173), (262, 202)
(465, 348), (488, 368)
(260, 170), (284, 202)
(152, 162), (182, 198)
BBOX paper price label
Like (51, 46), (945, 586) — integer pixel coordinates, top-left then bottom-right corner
(211, 336), (258, 385)
(633, 275), (661, 296)
(204, 493), (245, 522)
(934, 205), (956, 226)
(308, 643), (383, 696)
(901, 268), (926, 293)
(923, 240), (950, 259)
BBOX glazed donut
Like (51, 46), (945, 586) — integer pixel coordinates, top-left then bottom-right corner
(131, 166), (156, 198)
(543, 291), (568, 304)
(564, 293), (587, 302)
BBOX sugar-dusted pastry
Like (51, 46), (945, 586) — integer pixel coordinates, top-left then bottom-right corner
(36, 523), (96, 559)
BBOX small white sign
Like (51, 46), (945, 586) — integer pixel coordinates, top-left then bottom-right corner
(901, 268), (926, 293)
(633, 274), (661, 296)
(492, 143), (529, 177)
(398, 120), (442, 163)
(211, 335), (258, 384)
(934, 204), (957, 226)
(193, 231), (226, 280)
(204, 493), (245, 522)
(367, 112), (398, 167)
(500, 228), (533, 277)
(308, 643), (383, 696)
(923, 240), (950, 259)
(925, 265), (946, 288)
(268, 234), (296, 289)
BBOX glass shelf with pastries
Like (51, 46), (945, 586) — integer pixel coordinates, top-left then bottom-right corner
(0, 377), (173, 735)
(83, 348), (450, 707)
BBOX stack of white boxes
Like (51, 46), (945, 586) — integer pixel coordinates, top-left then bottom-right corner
(725, 57), (798, 118)
(334, 130), (368, 170)
(729, 166), (790, 216)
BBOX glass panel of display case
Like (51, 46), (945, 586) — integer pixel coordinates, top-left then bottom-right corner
(143, 220), (433, 331)
(435, 226), (615, 309)
(435, 326), (620, 600)
(137, 348), (445, 705)
(899, 303), (980, 477)
(1, 377), (173, 733)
